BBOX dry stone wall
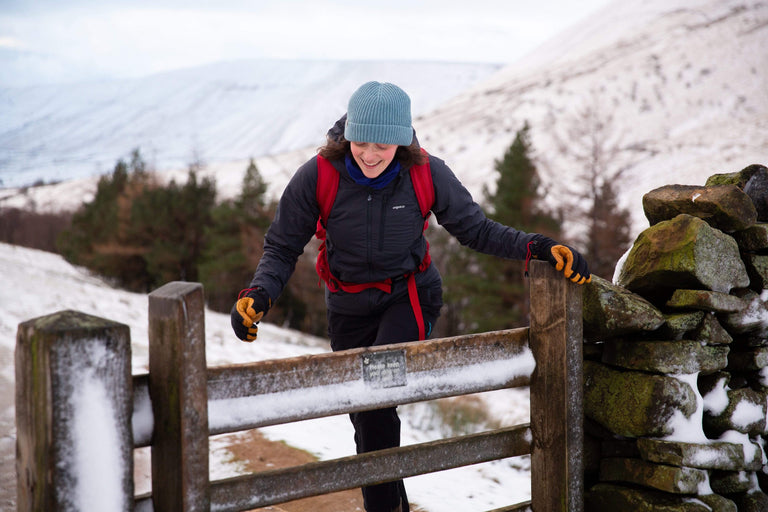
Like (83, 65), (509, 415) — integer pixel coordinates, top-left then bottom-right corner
(582, 164), (768, 512)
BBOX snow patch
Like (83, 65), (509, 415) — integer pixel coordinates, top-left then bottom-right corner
(68, 341), (126, 511)
(131, 387), (153, 447)
(612, 245), (632, 285)
(664, 373), (708, 443)
(697, 470), (713, 496)
(702, 376), (729, 416)
(731, 400), (764, 430)
(209, 351), (535, 432)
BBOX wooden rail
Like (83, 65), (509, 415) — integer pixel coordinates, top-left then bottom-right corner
(16, 260), (583, 512)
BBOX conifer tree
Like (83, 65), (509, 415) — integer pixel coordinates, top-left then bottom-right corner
(130, 167), (216, 288)
(199, 158), (327, 336)
(436, 123), (561, 334)
(200, 159), (273, 312)
(58, 149), (154, 289)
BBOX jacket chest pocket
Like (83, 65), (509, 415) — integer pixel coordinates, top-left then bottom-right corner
(379, 194), (425, 253)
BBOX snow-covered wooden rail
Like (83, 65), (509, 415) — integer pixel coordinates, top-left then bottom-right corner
(15, 260), (583, 512)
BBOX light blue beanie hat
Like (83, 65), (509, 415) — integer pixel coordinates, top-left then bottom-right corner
(345, 81), (413, 146)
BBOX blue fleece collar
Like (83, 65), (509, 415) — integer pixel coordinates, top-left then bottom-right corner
(345, 153), (401, 190)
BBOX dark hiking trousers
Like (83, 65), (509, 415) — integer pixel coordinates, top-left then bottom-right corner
(328, 296), (440, 512)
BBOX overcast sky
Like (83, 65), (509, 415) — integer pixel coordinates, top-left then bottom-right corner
(1, 0), (614, 84)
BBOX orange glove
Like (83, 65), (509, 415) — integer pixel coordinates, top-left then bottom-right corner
(230, 287), (271, 341)
(528, 235), (592, 285)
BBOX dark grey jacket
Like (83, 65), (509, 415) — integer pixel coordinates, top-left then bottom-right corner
(249, 139), (538, 316)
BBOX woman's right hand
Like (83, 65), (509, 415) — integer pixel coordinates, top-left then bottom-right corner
(230, 287), (272, 341)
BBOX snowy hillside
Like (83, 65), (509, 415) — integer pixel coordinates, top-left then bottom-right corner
(416, 0), (768, 232)
(2, 0), (766, 239)
(0, 59), (500, 188)
(0, 242), (532, 511)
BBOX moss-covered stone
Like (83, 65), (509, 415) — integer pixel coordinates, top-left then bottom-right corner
(733, 223), (768, 251)
(742, 252), (768, 291)
(584, 361), (697, 437)
(732, 490), (768, 512)
(718, 289), (768, 335)
(690, 313), (733, 345)
(709, 470), (752, 494)
(586, 483), (712, 511)
(698, 493), (738, 512)
(643, 184), (756, 232)
(665, 289), (747, 313)
(599, 457), (707, 493)
(617, 215), (749, 298)
(582, 274), (665, 341)
(741, 164), (768, 222)
(638, 438), (759, 471)
(706, 164), (768, 189)
(661, 311), (706, 340)
(602, 340), (728, 375)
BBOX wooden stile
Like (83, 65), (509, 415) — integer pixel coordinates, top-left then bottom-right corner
(16, 260), (584, 512)
(148, 282), (210, 512)
(15, 310), (133, 512)
(529, 261), (584, 512)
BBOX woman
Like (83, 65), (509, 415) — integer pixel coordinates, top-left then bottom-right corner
(231, 81), (590, 512)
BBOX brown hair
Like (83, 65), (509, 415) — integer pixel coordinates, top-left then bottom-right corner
(318, 135), (427, 169)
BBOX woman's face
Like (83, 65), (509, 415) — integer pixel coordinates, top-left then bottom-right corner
(350, 141), (398, 178)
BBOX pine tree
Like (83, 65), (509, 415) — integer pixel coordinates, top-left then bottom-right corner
(130, 167), (216, 288)
(436, 123), (561, 335)
(199, 158), (328, 335)
(200, 159), (273, 312)
(58, 149), (154, 289)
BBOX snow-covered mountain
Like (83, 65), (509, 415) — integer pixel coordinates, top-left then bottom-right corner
(0, 242), (531, 510)
(2, 0), (766, 238)
(0, 59), (500, 188)
(416, 0), (768, 231)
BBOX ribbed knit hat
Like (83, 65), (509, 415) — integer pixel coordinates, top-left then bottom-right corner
(344, 81), (413, 146)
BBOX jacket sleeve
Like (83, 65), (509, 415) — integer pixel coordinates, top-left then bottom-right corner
(429, 155), (537, 260)
(248, 157), (320, 301)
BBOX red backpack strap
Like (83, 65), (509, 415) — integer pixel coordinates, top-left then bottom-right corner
(316, 155), (340, 226)
(410, 148), (434, 219)
(315, 155), (341, 290)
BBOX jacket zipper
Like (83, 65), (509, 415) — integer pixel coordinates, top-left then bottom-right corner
(366, 192), (373, 281)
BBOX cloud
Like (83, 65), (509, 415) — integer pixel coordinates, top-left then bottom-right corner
(0, 0), (614, 84)
(0, 36), (25, 49)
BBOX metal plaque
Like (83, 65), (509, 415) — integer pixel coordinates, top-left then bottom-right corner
(362, 350), (407, 388)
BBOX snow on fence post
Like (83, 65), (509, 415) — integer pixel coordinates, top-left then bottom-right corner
(528, 260), (584, 512)
(148, 281), (210, 511)
(15, 310), (133, 512)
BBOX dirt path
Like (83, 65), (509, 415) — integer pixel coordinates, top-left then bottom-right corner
(226, 429), (366, 512)
(134, 429), (425, 512)
(226, 430), (427, 512)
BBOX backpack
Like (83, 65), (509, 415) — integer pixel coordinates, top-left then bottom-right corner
(314, 149), (434, 339)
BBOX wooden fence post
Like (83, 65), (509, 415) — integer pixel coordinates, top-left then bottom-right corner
(528, 261), (584, 512)
(148, 281), (210, 511)
(15, 310), (133, 511)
